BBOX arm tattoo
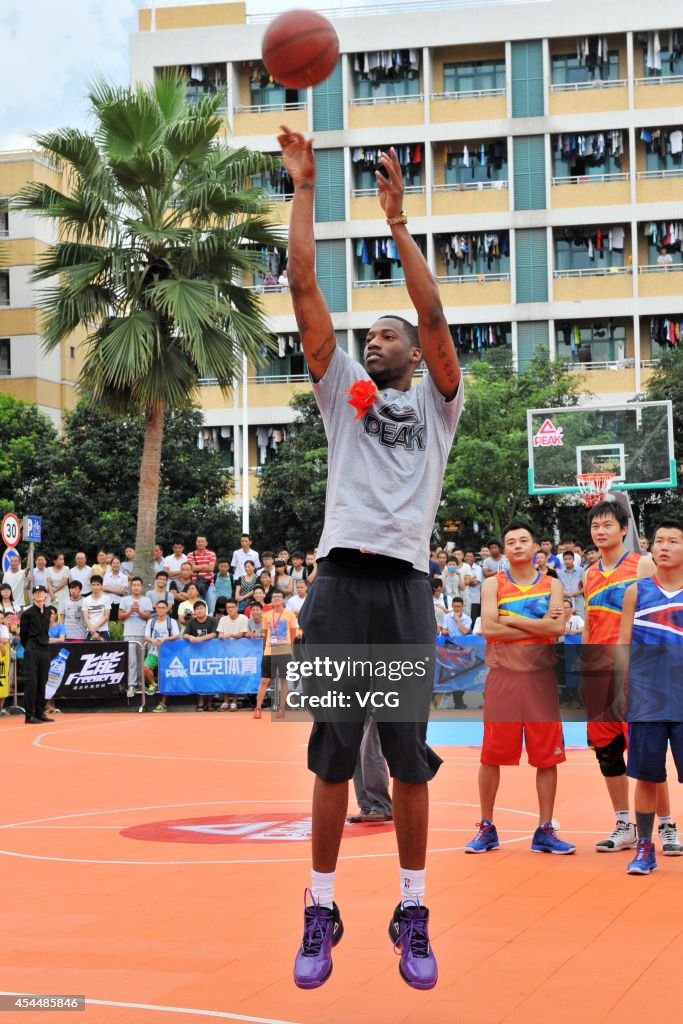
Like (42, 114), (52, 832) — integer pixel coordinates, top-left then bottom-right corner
(311, 331), (336, 361)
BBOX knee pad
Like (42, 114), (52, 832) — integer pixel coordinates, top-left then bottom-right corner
(594, 733), (627, 777)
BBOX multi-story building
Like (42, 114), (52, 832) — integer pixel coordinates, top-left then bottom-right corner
(0, 152), (85, 427)
(130, 0), (683, 495)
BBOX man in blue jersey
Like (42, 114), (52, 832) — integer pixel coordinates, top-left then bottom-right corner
(617, 519), (683, 875)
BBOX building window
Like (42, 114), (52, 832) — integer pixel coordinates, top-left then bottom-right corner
(643, 128), (683, 172)
(355, 235), (426, 283)
(0, 199), (8, 237)
(555, 230), (625, 271)
(0, 272), (9, 306)
(251, 163), (294, 200)
(352, 50), (421, 100)
(443, 60), (505, 95)
(436, 232), (510, 276)
(242, 62), (303, 108)
(443, 141), (507, 184)
(641, 31), (683, 77)
(556, 321), (626, 363)
(450, 323), (511, 367)
(155, 64), (226, 106)
(551, 50), (619, 84)
(0, 339), (9, 375)
(554, 131), (625, 177)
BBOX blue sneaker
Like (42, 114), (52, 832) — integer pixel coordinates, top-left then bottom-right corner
(293, 890), (344, 989)
(389, 901), (438, 990)
(627, 838), (658, 875)
(531, 822), (576, 855)
(464, 819), (499, 854)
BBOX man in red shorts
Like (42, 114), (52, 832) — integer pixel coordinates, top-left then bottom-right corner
(583, 501), (679, 853)
(466, 521), (575, 854)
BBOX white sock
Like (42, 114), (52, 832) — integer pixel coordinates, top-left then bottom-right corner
(311, 869), (335, 909)
(659, 815), (673, 827)
(615, 810), (631, 825)
(400, 867), (425, 906)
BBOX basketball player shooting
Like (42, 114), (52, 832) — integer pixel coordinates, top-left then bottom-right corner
(278, 126), (463, 991)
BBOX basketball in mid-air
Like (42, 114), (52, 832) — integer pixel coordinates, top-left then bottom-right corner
(262, 9), (339, 89)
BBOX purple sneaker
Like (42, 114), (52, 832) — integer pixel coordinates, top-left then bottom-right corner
(293, 890), (344, 989)
(389, 901), (438, 990)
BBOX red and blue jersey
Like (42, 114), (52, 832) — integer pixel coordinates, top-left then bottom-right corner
(584, 551), (640, 645)
(628, 576), (683, 722)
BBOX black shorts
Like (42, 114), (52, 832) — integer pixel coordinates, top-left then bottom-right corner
(261, 652), (290, 680)
(297, 553), (442, 785)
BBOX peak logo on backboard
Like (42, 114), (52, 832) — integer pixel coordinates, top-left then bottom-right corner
(533, 419), (564, 447)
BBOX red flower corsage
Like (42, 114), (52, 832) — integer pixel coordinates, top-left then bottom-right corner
(346, 379), (378, 419)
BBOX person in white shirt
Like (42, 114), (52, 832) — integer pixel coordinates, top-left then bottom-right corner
(63, 580), (87, 640)
(2, 553), (29, 607)
(30, 554), (50, 592)
(462, 549), (483, 621)
(46, 553), (70, 618)
(103, 556), (129, 621)
(442, 556), (463, 603)
(82, 575), (111, 639)
(217, 599), (249, 712)
(163, 541), (187, 580)
(231, 534), (260, 580)
(286, 578), (308, 617)
(562, 598), (584, 634)
(69, 552), (92, 597)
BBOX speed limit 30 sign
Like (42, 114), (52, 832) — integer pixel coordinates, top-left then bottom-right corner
(1, 513), (21, 548)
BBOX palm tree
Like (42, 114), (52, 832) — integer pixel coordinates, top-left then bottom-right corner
(13, 73), (284, 581)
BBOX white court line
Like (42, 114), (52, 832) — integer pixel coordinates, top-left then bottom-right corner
(0, 799), (537, 865)
(0, 993), (302, 1024)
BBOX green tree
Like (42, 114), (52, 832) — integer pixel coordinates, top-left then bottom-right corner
(0, 393), (58, 524)
(441, 355), (583, 539)
(250, 391), (327, 550)
(635, 348), (683, 529)
(14, 73), (282, 582)
(36, 397), (239, 560)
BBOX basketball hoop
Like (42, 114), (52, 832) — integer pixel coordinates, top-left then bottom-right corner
(576, 472), (615, 507)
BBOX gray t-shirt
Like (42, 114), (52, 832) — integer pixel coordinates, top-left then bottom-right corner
(119, 594), (153, 638)
(313, 347), (463, 573)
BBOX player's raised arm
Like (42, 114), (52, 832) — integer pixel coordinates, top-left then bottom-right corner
(278, 126), (337, 382)
(376, 147), (460, 400)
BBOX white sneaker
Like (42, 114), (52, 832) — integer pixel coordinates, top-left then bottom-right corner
(229, 701), (237, 712)
(659, 822), (683, 856)
(595, 821), (637, 852)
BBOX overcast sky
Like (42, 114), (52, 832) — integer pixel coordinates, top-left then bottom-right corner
(0, 0), (519, 149)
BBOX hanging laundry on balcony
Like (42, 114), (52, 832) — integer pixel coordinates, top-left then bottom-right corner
(353, 50), (420, 82)
(559, 225), (626, 260)
(650, 317), (683, 348)
(555, 131), (624, 171)
(451, 323), (509, 353)
(637, 31), (683, 74)
(437, 231), (510, 273)
(644, 221), (683, 254)
(575, 36), (611, 74)
(352, 144), (422, 177)
(445, 142), (507, 178)
(640, 127), (683, 162)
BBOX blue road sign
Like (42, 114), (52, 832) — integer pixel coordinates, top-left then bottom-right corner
(24, 516), (42, 543)
(2, 548), (19, 574)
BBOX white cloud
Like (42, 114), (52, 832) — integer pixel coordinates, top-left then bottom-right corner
(0, 0), (137, 149)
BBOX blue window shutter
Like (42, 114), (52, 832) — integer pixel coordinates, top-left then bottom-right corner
(316, 239), (347, 312)
(515, 229), (548, 303)
(513, 136), (546, 210)
(312, 60), (343, 131)
(511, 41), (544, 118)
(517, 321), (549, 370)
(314, 149), (345, 222)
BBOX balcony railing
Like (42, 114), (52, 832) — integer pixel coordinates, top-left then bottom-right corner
(552, 172), (629, 185)
(550, 78), (627, 92)
(637, 168), (683, 180)
(353, 278), (409, 288)
(564, 359), (634, 372)
(352, 185), (425, 197)
(634, 74), (683, 87)
(349, 93), (424, 106)
(245, 283), (290, 293)
(553, 266), (631, 278)
(198, 373), (309, 386)
(436, 272), (510, 284)
(234, 102), (307, 114)
(639, 263), (683, 273)
(433, 180), (509, 192)
(431, 87), (506, 100)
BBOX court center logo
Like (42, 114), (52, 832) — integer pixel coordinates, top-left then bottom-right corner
(533, 418), (564, 447)
(121, 813), (393, 844)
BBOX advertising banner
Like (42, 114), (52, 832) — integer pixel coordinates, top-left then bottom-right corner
(159, 638), (263, 695)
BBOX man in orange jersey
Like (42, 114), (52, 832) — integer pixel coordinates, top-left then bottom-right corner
(466, 521), (575, 854)
(582, 501), (679, 853)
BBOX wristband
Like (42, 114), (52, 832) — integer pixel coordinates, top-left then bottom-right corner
(386, 211), (408, 226)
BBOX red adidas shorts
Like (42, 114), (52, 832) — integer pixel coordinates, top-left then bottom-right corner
(587, 721), (629, 749)
(481, 668), (565, 768)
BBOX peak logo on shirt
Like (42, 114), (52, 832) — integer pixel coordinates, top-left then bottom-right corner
(363, 402), (426, 451)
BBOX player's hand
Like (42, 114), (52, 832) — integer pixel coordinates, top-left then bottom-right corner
(548, 604), (563, 619)
(611, 690), (627, 722)
(278, 125), (315, 186)
(376, 147), (404, 219)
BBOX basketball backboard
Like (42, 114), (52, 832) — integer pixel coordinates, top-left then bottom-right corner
(527, 400), (677, 495)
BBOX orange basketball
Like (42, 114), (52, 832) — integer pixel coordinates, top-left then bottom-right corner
(262, 9), (339, 89)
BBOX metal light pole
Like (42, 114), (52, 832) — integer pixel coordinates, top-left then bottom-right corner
(241, 353), (249, 533)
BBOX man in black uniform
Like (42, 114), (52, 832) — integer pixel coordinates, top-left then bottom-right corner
(19, 584), (55, 724)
